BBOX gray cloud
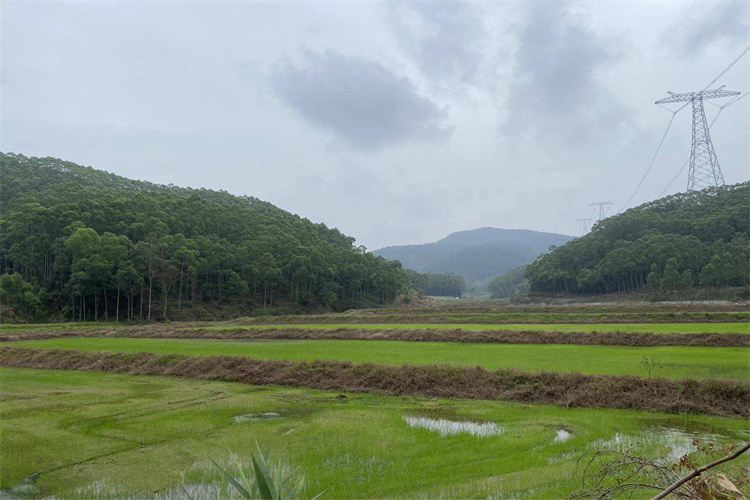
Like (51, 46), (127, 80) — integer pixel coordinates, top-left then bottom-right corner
(502, 2), (632, 146)
(387, 2), (486, 88)
(2, 1), (747, 249)
(270, 49), (453, 151)
(670, 1), (749, 56)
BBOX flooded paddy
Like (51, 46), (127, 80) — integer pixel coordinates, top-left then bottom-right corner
(403, 415), (505, 438)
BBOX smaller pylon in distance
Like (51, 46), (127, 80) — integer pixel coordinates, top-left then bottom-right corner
(588, 201), (614, 222)
(577, 218), (592, 236)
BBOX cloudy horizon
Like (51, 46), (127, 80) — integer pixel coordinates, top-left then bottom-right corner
(2, 1), (748, 250)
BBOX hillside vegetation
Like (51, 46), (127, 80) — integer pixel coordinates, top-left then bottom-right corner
(487, 265), (529, 298)
(526, 183), (749, 295)
(0, 153), (405, 321)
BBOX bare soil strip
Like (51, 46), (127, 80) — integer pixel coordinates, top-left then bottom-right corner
(2, 327), (748, 347)
(1, 346), (747, 418)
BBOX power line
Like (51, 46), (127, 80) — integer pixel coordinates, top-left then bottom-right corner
(657, 90), (748, 197)
(656, 88), (739, 190)
(701, 44), (750, 91)
(576, 218), (592, 236)
(589, 201), (614, 222)
(626, 45), (750, 205)
(619, 111), (680, 211)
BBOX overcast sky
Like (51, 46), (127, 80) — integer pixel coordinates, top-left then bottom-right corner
(2, 1), (748, 249)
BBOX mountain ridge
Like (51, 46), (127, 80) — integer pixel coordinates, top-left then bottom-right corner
(374, 227), (573, 286)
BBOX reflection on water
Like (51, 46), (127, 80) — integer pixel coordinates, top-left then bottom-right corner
(549, 427), (728, 465)
(589, 427), (713, 463)
(553, 429), (572, 443)
(232, 412), (282, 424)
(74, 480), (222, 499)
(403, 415), (504, 438)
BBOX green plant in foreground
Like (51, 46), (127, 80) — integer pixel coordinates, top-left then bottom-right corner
(203, 444), (323, 500)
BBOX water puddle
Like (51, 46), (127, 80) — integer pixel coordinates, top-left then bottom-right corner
(588, 427), (723, 463)
(0, 473), (40, 498)
(73, 479), (222, 499)
(548, 426), (727, 464)
(553, 429), (572, 443)
(403, 415), (504, 438)
(232, 412), (283, 424)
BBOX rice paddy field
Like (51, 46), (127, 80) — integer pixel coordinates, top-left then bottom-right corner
(1, 302), (749, 498)
(7, 337), (748, 380)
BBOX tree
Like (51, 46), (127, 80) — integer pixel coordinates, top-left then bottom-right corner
(0, 152), (409, 321)
(660, 258), (681, 290)
(646, 263), (660, 291)
(0, 273), (46, 320)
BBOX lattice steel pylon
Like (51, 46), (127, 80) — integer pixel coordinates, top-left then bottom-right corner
(655, 87), (740, 191)
(589, 202), (614, 222)
(576, 218), (592, 236)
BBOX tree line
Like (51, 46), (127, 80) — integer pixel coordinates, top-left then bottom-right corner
(404, 269), (466, 297)
(487, 265), (529, 298)
(0, 153), (407, 321)
(525, 183), (749, 295)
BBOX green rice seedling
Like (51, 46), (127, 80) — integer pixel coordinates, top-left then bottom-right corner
(206, 444), (322, 500)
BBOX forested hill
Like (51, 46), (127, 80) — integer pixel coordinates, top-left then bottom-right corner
(0, 153), (405, 321)
(375, 228), (572, 282)
(526, 183), (749, 295)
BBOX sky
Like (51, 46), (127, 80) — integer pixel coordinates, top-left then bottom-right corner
(2, 0), (749, 250)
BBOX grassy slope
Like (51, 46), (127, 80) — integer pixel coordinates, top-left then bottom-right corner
(216, 322), (750, 333)
(2, 367), (748, 498)
(9, 337), (749, 380)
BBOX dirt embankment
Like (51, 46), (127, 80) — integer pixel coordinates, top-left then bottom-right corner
(2, 327), (747, 347)
(1, 346), (746, 418)
(235, 312), (750, 325)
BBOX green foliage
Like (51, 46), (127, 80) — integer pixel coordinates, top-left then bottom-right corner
(660, 258), (681, 290)
(404, 269), (465, 297)
(0, 272), (47, 321)
(0, 153), (407, 320)
(208, 444), (319, 500)
(487, 266), (529, 298)
(526, 183), (750, 295)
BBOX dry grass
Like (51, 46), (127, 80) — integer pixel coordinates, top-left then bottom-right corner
(1, 346), (747, 418)
(2, 326), (747, 347)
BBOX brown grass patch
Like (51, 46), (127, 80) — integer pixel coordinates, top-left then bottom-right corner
(2, 327), (746, 347)
(0, 346), (747, 418)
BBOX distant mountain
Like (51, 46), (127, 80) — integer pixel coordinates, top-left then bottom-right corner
(374, 228), (573, 284)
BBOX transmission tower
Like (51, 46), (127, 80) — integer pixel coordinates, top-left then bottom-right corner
(576, 218), (592, 236)
(655, 86), (740, 191)
(589, 202), (614, 222)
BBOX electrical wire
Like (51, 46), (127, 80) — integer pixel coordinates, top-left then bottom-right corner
(701, 43), (750, 91)
(657, 90), (748, 197)
(627, 45), (750, 206)
(619, 111), (679, 211)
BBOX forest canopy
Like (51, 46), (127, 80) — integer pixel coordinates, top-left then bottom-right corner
(404, 269), (466, 297)
(525, 182), (750, 295)
(0, 153), (406, 321)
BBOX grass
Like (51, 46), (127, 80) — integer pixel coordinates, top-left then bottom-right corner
(214, 322), (750, 333)
(0, 322), (124, 333)
(8, 337), (749, 380)
(1, 367), (748, 499)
